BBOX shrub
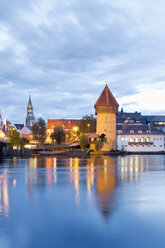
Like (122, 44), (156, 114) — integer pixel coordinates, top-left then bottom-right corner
(95, 139), (102, 152)
(80, 134), (88, 150)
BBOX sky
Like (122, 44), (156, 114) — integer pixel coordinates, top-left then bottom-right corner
(0, 0), (165, 123)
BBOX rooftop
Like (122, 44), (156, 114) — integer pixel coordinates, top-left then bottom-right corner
(95, 85), (119, 107)
(117, 124), (164, 135)
(47, 119), (80, 129)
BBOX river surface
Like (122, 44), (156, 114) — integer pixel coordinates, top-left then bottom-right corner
(0, 155), (165, 248)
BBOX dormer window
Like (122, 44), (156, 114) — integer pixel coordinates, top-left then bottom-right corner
(130, 130), (134, 134)
(138, 130), (142, 134)
(118, 130), (122, 134)
(146, 130), (151, 134)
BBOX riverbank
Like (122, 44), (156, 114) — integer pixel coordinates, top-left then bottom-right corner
(4, 149), (165, 159)
(5, 149), (88, 158)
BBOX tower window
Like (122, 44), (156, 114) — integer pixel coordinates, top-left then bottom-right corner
(100, 133), (107, 142)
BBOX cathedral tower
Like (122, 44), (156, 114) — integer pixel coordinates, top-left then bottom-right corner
(94, 85), (119, 151)
(26, 96), (35, 129)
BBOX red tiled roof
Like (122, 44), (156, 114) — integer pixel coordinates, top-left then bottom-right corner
(87, 133), (98, 138)
(47, 119), (80, 129)
(95, 85), (119, 107)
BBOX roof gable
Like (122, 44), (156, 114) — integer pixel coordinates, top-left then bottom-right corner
(95, 85), (119, 107)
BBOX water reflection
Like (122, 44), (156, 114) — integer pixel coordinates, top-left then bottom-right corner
(94, 156), (116, 218)
(0, 155), (165, 220)
(0, 173), (9, 217)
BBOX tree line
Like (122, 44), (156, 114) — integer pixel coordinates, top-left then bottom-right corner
(8, 115), (103, 152)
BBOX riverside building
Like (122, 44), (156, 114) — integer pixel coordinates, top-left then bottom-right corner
(95, 85), (165, 152)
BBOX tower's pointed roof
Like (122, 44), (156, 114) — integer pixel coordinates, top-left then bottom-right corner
(95, 84), (119, 107)
(28, 95), (32, 106)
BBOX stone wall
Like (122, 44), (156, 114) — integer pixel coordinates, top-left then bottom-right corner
(96, 113), (116, 151)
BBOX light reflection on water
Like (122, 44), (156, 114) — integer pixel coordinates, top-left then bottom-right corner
(0, 155), (165, 247)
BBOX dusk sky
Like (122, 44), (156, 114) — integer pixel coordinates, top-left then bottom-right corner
(0, 0), (165, 123)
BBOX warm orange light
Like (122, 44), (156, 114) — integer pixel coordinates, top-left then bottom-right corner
(73, 126), (78, 132)
(13, 179), (16, 186)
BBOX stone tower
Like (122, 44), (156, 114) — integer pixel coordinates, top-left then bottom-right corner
(94, 85), (119, 151)
(26, 96), (35, 129)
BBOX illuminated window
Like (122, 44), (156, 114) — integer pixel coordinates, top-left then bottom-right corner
(146, 137), (150, 142)
(138, 130), (142, 134)
(158, 122), (165, 125)
(130, 130), (134, 134)
(135, 137), (139, 142)
(130, 137), (134, 142)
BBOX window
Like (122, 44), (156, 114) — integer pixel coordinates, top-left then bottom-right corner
(100, 133), (107, 142)
(118, 130), (122, 134)
(135, 137), (139, 142)
(146, 137), (150, 142)
(146, 130), (151, 134)
(140, 137), (144, 142)
(158, 122), (165, 125)
(130, 130), (134, 134)
(138, 130), (142, 134)
(130, 137), (134, 142)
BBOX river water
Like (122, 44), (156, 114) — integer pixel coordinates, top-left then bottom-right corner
(0, 155), (165, 248)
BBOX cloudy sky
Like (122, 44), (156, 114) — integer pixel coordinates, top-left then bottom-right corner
(0, 0), (165, 123)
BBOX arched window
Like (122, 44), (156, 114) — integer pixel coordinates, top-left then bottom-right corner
(100, 133), (107, 142)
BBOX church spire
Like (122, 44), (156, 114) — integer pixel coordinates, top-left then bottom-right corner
(28, 95), (32, 105)
(26, 96), (35, 129)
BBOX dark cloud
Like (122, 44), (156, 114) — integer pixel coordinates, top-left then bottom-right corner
(0, 0), (165, 123)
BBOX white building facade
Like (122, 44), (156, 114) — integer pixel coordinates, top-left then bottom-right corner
(117, 124), (165, 152)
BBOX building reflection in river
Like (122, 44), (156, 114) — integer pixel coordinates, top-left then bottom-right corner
(92, 156), (116, 218)
(0, 173), (10, 217)
(25, 155), (163, 217)
(1, 155), (164, 219)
